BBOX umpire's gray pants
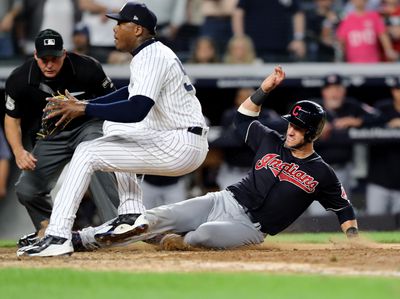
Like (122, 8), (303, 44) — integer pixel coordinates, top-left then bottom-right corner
(15, 120), (119, 230)
(81, 190), (265, 249)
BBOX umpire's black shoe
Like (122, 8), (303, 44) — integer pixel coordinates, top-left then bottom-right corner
(94, 213), (149, 245)
(16, 235), (73, 257)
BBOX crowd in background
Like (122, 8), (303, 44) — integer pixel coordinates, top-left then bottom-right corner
(1, 0), (400, 226)
(1, 0), (400, 64)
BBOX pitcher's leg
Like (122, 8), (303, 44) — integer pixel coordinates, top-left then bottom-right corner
(46, 140), (101, 238)
(89, 171), (118, 222)
(115, 172), (146, 215)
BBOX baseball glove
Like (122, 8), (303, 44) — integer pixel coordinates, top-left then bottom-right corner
(37, 93), (72, 139)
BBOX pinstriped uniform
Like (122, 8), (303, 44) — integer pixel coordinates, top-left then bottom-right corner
(46, 41), (209, 239)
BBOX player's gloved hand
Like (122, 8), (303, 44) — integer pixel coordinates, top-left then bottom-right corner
(37, 92), (72, 139)
(42, 89), (88, 128)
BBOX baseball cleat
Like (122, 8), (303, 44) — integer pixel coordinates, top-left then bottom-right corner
(16, 235), (73, 257)
(17, 220), (49, 248)
(17, 232), (39, 248)
(94, 213), (149, 245)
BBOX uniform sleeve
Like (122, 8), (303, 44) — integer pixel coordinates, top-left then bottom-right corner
(86, 59), (116, 98)
(129, 55), (168, 101)
(316, 166), (352, 212)
(4, 74), (23, 118)
(246, 121), (282, 153)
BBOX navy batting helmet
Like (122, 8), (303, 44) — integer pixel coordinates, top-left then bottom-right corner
(282, 100), (326, 142)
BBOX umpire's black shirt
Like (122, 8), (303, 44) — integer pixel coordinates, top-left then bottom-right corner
(5, 52), (115, 139)
(227, 115), (355, 235)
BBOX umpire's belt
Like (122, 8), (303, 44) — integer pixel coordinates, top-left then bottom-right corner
(187, 126), (207, 136)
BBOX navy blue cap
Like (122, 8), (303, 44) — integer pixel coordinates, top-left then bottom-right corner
(323, 74), (344, 87)
(106, 2), (157, 35)
(35, 29), (64, 58)
(73, 23), (90, 37)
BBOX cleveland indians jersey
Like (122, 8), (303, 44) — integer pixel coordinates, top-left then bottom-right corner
(228, 121), (351, 235)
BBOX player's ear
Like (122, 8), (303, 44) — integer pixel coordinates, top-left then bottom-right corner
(33, 51), (39, 61)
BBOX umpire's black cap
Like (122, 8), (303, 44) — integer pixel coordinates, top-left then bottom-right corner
(35, 29), (64, 58)
(106, 2), (157, 35)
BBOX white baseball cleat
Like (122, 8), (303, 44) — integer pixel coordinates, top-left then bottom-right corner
(17, 235), (73, 257)
(94, 213), (149, 245)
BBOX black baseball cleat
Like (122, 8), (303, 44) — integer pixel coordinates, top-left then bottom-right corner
(18, 231), (87, 251)
(94, 213), (149, 245)
(16, 235), (73, 257)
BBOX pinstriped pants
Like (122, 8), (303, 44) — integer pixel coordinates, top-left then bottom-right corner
(46, 122), (208, 239)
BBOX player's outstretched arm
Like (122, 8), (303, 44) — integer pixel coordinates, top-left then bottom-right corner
(241, 66), (285, 113)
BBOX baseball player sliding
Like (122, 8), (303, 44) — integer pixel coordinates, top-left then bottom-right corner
(17, 2), (208, 257)
(68, 66), (359, 252)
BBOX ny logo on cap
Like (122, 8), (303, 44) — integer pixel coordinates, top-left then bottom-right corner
(44, 39), (56, 46)
(133, 15), (139, 21)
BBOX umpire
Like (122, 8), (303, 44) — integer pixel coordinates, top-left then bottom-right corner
(4, 29), (118, 246)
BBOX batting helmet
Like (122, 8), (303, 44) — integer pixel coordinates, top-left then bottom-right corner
(282, 100), (326, 142)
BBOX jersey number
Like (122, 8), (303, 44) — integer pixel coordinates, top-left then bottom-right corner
(175, 58), (194, 92)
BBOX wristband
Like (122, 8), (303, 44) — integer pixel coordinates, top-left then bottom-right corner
(345, 227), (359, 239)
(294, 32), (305, 41)
(250, 88), (269, 106)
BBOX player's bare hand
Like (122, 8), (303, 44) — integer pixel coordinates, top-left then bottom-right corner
(14, 148), (37, 170)
(44, 89), (87, 126)
(260, 66), (286, 93)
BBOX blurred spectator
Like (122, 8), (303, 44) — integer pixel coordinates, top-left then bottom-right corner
(187, 36), (220, 63)
(141, 175), (187, 209)
(200, 0), (237, 55)
(71, 22), (90, 56)
(20, 0), (77, 56)
(0, 125), (11, 199)
(309, 74), (378, 215)
(173, 0), (203, 62)
(212, 88), (285, 189)
(343, 0), (381, 14)
(305, 0), (339, 62)
(223, 35), (262, 64)
(232, 0), (306, 62)
(366, 77), (400, 215)
(141, 0), (187, 49)
(0, 0), (22, 59)
(79, 0), (128, 63)
(379, 0), (400, 59)
(336, 0), (398, 62)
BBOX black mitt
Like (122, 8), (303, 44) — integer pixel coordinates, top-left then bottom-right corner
(37, 94), (72, 139)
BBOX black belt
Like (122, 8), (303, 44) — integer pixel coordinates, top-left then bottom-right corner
(187, 127), (205, 136)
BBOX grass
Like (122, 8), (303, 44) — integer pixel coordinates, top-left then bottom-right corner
(267, 231), (400, 244)
(0, 269), (399, 299)
(1, 232), (399, 299)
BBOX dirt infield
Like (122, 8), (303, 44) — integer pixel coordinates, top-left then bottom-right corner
(1, 241), (400, 277)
